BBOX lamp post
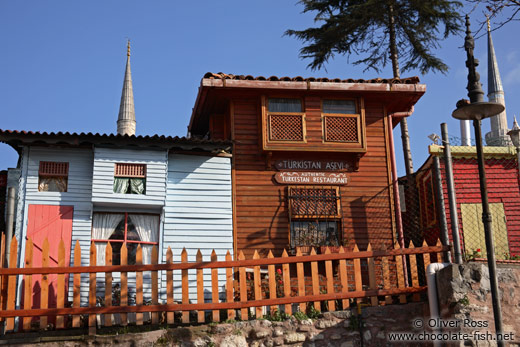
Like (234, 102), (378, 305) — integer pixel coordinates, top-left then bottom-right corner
(452, 16), (505, 346)
(507, 117), (520, 178)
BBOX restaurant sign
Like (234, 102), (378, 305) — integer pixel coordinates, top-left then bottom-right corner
(274, 172), (348, 185)
(275, 159), (352, 172)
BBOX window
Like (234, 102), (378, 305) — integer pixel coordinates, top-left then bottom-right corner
(91, 213), (159, 265)
(114, 163), (146, 194)
(322, 99), (360, 143)
(460, 203), (509, 260)
(288, 186), (341, 248)
(38, 161), (68, 192)
(421, 173), (436, 227)
(267, 98), (305, 142)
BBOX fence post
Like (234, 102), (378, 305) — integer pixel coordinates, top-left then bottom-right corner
(135, 245), (143, 326)
(324, 247), (336, 311)
(6, 238), (18, 331)
(88, 242), (96, 335)
(181, 248), (189, 324)
(225, 251), (235, 320)
(104, 243), (112, 328)
(196, 250), (205, 324)
(56, 239), (65, 329)
(211, 250), (220, 322)
(441, 123), (463, 263)
(40, 238), (49, 330)
(120, 243), (128, 326)
(282, 250), (293, 315)
(22, 238), (33, 331)
(295, 248), (306, 313)
(432, 155), (451, 263)
(72, 241), (81, 328)
(366, 244), (377, 307)
(151, 246), (158, 325)
(165, 247), (173, 325)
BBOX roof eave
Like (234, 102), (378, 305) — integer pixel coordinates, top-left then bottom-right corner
(189, 78), (426, 133)
(0, 131), (232, 155)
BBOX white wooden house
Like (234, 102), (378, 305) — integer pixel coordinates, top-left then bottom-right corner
(0, 131), (233, 305)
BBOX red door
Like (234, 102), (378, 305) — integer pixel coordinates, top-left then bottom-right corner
(25, 205), (73, 310)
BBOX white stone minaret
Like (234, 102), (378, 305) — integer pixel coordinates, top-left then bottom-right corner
(117, 40), (136, 136)
(485, 19), (510, 146)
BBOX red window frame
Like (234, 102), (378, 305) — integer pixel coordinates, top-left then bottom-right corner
(91, 212), (159, 246)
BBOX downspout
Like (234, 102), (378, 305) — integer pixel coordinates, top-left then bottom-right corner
(388, 110), (410, 285)
(426, 263), (451, 347)
(4, 188), (15, 266)
(441, 123), (463, 264)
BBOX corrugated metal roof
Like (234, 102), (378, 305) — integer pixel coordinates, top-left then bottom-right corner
(0, 129), (231, 153)
(203, 72), (421, 85)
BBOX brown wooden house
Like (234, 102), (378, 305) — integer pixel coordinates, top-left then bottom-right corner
(188, 73), (425, 258)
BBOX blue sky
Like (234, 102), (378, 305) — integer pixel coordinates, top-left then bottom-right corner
(1, 1), (520, 176)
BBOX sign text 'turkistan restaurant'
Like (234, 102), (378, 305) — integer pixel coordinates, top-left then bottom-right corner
(274, 172), (348, 185)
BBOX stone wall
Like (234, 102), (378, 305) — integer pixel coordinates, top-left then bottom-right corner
(436, 262), (520, 345)
(15, 303), (428, 346)
(155, 303), (428, 347)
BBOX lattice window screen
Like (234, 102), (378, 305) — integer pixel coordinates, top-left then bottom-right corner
(289, 187), (339, 217)
(269, 114), (304, 141)
(115, 163), (146, 177)
(39, 161), (69, 177)
(324, 116), (358, 143)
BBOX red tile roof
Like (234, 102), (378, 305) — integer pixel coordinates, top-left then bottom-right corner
(203, 72), (420, 85)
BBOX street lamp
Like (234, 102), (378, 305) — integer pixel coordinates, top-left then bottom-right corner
(452, 16), (505, 346)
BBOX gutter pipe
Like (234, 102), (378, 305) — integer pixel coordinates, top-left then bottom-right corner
(426, 263), (451, 347)
(5, 188), (15, 267)
(441, 123), (463, 264)
(388, 111), (410, 285)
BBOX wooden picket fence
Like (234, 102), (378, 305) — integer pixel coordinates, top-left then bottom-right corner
(0, 234), (448, 335)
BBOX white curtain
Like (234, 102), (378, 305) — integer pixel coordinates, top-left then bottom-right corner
(92, 213), (124, 265)
(129, 214), (159, 264)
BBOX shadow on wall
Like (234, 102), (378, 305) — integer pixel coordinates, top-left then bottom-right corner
(349, 185), (394, 251)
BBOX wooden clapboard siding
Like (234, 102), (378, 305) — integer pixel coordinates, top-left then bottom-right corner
(19, 147), (94, 304)
(92, 148), (167, 206)
(164, 154), (233, 299)
(430, 156), (520, 256)
(232, 97), (394, 258)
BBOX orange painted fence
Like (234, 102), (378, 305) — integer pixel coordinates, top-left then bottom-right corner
(0, 235), (448, 335)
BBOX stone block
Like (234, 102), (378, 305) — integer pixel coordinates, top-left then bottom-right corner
(315, 319), (337, 329)
(284, 332), (307, 344)
(273, 328), (284, 337)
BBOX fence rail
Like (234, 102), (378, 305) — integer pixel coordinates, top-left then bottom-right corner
(0, 235), (448, 335)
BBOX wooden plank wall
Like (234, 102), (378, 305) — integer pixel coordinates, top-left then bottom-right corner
(92, 148), (167, 207)
(164, 154), (233, 300)
(437, 156), (520, 256)
(21, 147), (94, 304)
(232, 96), (393, 258)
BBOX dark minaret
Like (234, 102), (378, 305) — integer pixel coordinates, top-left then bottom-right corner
(117, 40), (136, 136)
(485, 18), (510, 146)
